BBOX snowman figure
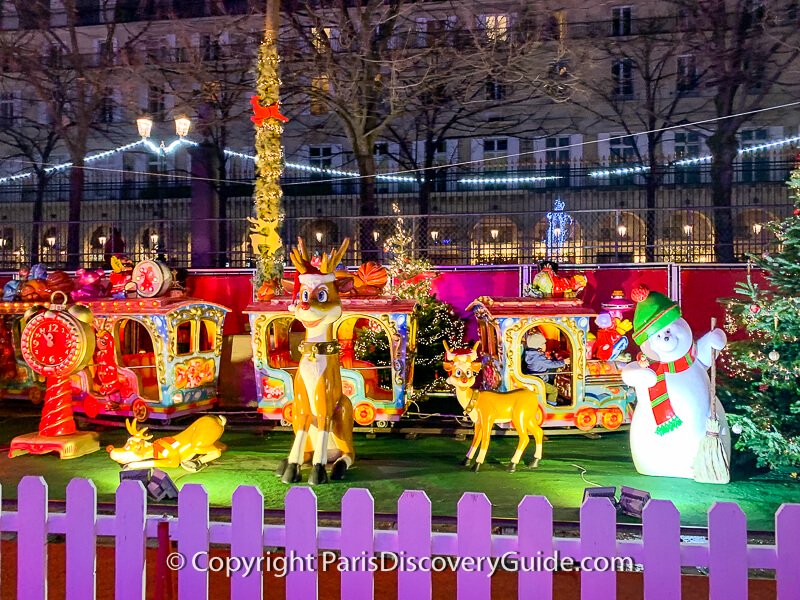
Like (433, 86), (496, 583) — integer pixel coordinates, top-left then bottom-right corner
(621, 286), (730, 479)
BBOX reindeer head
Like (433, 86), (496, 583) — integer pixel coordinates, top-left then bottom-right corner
(106, 419), (155, 465)
(288, 237), (353, 331)
(442, 341), (483, 390)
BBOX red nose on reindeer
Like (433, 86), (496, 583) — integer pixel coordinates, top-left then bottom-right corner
(300, 300), (310, 310)
(106, 445), (114, 453)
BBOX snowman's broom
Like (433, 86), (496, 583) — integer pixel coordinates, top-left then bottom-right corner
(693, 317), (730, 484)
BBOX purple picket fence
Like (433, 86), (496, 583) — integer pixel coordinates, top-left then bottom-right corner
(1, 476), (799, 599)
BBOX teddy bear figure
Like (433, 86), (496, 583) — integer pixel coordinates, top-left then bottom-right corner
(621, 286), (730, 479)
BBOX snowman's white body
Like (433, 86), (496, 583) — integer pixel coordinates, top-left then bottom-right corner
(621, 318), (730, 479)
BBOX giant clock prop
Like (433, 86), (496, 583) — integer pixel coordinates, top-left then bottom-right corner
(9, 292), (100, 459)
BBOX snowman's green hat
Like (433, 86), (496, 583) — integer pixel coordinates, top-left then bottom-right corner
(631, 285), (681, 345)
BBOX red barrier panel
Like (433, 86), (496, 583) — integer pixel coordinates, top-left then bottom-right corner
(679, 266), (768, 338)
(186, 273), (253, 335)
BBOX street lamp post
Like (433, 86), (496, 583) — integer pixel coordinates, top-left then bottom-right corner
(136, 115), (191, 263)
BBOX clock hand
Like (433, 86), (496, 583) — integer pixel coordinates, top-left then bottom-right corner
(43, 332), (54, 347)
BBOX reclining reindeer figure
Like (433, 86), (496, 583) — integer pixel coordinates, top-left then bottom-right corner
(277, 237), (355, 485)
(107, 416), (227, 472)
(444, 341), (546, 472)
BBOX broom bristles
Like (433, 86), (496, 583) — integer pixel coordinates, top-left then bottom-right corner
(693, 417), (730, 484)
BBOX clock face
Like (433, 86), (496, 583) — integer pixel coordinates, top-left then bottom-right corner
(21, 313), (87, 377)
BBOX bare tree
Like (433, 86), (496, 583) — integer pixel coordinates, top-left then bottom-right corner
(279, 0), (579, 260)
(2, 0), (146, 268)
(573, 14), (703, 261)
(666, 0), (800, 262)
(382, 3), (578, 254)
(0, 100), (60, 264)
(147, 9), (261, 266)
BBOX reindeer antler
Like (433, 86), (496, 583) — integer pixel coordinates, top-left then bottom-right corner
(125, 418), (153, 441)
(289, 237), (312, 274)
(320, 238), (350, 274)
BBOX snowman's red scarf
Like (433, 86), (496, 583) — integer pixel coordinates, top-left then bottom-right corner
(647, 343), (696, 436)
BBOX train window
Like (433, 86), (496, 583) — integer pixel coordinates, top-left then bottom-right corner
(520, 326), (574, 407)
(117, 319), (155, 356)
(198, 319), (216, 353)
(266, 318), (299, 369)
(175, 321), (193, 356)
(116, 319), (158, 401)
(346, 316), (393, 394)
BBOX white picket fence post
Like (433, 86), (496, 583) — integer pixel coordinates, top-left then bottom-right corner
(3, 478), (799, 599)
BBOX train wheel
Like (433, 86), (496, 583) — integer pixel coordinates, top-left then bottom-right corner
(574, 408), (597, 431)
(376, 420), (389, 429)
(281, 402), (294, 425)
(132, 400), (149, 423)
(28, 386), (43, 405)
(353, 403), (376, 426)
(601, 407), (624, 430)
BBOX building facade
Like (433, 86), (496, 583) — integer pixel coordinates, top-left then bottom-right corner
(0, 0), (796, 267)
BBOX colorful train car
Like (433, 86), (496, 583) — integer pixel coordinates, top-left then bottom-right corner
(71, 296), (229, 422)
(246, 297), (417, 427)
(0, 301), (45, 404)
(468, 296), (635, 431)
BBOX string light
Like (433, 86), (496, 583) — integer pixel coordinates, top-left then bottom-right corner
(589, 134), (800, 177)
(458, 175), (562, 185)
(3, 131), (799, 188)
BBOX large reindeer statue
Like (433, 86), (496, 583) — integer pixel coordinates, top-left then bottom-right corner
(277, 237), (356, 485)
(443, 341), (546, 472)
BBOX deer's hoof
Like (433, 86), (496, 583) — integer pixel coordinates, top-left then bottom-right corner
(471, 462), (481, 473)
(461, 457), (474, 467)
(507, 462), (518, 473)
(281, 462), (301, 484)
(275, 458), (288, 477)
(308, 463), (329, 486)
(529, 458), (541, 469)
(330, 459), (348, 481)
(181, 459), (204, 473)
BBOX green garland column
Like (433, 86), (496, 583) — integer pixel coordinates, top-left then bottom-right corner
(250, 0), (284, 294)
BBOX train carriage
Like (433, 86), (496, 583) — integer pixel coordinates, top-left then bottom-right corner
(246, 297), (417, 427)
(0, 302), (45, 404)
(71, 296), (229, 423)
(468, 296), (635, 431)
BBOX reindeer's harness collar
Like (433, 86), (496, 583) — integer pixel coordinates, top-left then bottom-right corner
(464, 388), (479, 416)
(299, 341), (340, 360)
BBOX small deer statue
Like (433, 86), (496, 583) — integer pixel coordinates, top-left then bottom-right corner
(277, 237), (356, 485)
(443, 341), (546, 472)
(107, 416), (226, 472)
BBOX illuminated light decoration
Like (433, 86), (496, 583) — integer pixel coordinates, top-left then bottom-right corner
(588, 165), (650, 178)
(458, 175), (562, 185)
(591, 134), (800, 176)
(0, 140), (147, 186)
(545, 197), (573, 256)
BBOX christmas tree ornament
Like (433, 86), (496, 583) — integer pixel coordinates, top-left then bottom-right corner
(749, 304), (760, 314)
(769, 350), (780, 362)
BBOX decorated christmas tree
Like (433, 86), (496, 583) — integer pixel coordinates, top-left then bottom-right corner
(719, 159), (800, 471)
(355, 204), (465, 393)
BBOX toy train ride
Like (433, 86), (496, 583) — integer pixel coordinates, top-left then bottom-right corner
(468, 296), (636, 431)
(2, 253), (639, 434)
(1, 260), (229, 423)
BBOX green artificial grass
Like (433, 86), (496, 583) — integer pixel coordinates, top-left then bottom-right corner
(0, 414), (797, 531)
